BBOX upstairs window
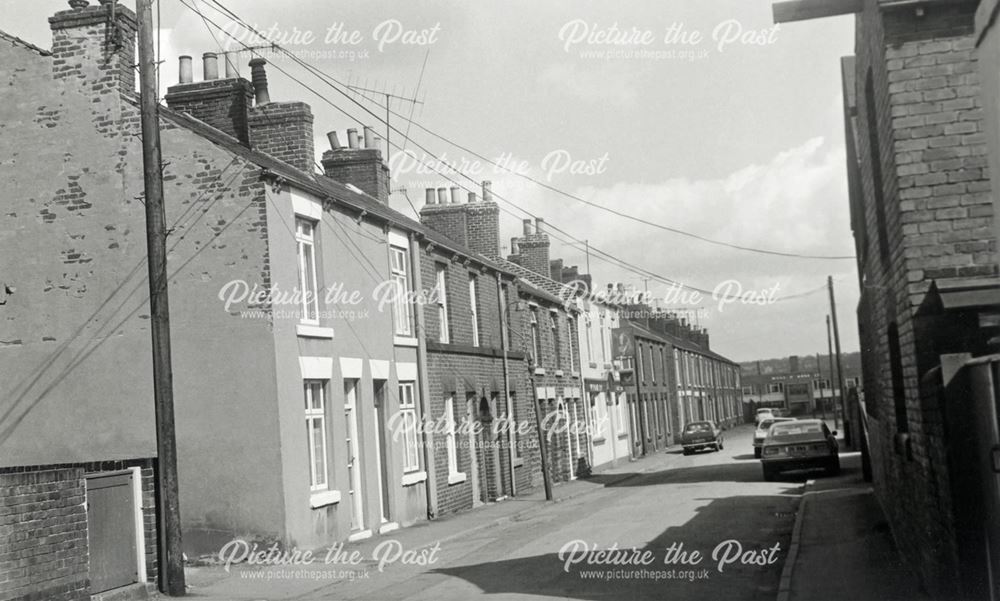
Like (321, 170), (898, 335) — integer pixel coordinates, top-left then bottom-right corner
(469, 274), (480, 346)
(435, 264), (450, 343)
(295, 218), (319, 324)
(390, 247), (412, 336)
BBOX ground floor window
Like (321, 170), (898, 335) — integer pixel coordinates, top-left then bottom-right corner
(304, 380), (329, 490)
(399, 382), (421, 472)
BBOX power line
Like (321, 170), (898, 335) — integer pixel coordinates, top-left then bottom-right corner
(199, 0), (853, 262)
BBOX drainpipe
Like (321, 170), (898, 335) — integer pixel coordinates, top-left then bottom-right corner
(409, 233), (438, 519)
(496, 274), (516, 498)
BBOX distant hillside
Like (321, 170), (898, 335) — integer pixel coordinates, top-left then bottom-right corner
(740, 352), (861, 375)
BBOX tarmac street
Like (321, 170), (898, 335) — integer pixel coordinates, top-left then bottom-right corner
(185, 425), (810, 601)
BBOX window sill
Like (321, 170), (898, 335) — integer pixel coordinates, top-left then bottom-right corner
(555, 370), (564, 377)
(571, 371), (580, 378)
(593, 437), (606, 446)
(347, 529), (372, 542)
(297, 324), (334, 339)
(309, 489), (341, 508)
(378, 522), (399, 534)
(394, 336), (419, 347)
(534, 368), (546, 376)
(447, 472), (467, 485)
(513, 457), (524, 468)
(589, 362), (598, 369)
(401, 470), (427, 486)
(617, 433), (629, 440)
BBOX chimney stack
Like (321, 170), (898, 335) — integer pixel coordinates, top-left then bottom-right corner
(49, 1), (138, 97)
(166, 52), (254, 146)
(245, 58), (316, 173)
(517, 215), (550, 277)
(322, 125), (391, 203)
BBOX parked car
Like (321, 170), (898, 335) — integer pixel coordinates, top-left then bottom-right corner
(755, 408), (774, 424)
(760, 419), (839, 481)
(753, 417), (796, 458)
(681, 421), (723, 455)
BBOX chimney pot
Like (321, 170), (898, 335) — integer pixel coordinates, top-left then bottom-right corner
(482, 181), (493, 201)
(327, 131), (342, 150)
(203, 52), (219, 80)
(437, 187), (448, 205)
(178, 55), (193, 84)
(450, 187), (461, 204)
(249, 58), (270, 105)
(68, 0), (89, 9)
(371, 135), (382, 154)
(425, 188), (437, 206)
(224, 54), (238, 78)
(468, 192), (477, 203)
(346, 128), (359, 149)
(522, 219), (534, 236)
(535, 217), (545, 234)
(363, 126), (375, 149)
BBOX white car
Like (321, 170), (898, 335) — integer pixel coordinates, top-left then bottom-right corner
(753, 417), (795, 458)
(755, 408), (775, 425)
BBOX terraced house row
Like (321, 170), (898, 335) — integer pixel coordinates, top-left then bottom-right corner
(0, 2), (738, 599)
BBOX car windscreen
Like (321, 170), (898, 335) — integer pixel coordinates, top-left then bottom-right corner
(758, 419), (775, 430)
(769, 423), (822, 437)
(684, 423), (712, 433)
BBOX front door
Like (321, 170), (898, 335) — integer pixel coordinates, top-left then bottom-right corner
(86, 472), (138, 593)
(373, 380), (391, 524)
(344, 380), (365, 532)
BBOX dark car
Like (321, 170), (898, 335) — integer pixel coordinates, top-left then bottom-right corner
(752, 417), (796, 458)
(760, 419), (839, 481)
(681, 421), (723, 455)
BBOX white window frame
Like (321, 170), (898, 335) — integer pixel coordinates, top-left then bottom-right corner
(468, 274), (480, 347)
(304, 380), (328, 491)
(436, 264), (450, 343)
(390, 246), (412, 336)
(550, 312), (560, 369)
(398, 382), (421, 473)
(584, 315), (594, 365)
(530, 308), (541, 365)
(566, 316), (576, 372)
(295, 218), (320, 325)
(599, 314), (608, 364)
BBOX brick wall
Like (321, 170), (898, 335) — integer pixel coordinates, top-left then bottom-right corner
(248, 101), (315, 173)
(517, 234), (551, 278)
(850, 0), (996, 595)
(165, 78), (254, 145)
(465, 200), (500, 257)
(419, 203), (468, 249)
(0, 460), (157, 601)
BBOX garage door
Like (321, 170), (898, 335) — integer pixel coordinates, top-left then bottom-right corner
(86, 472), (138, 593)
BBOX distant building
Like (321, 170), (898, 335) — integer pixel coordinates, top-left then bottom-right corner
(740, 354), (862, 416)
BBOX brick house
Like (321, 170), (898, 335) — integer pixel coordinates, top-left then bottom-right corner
(420, 198), (587, 484)
(416, 186), (543, 516)
(777, 0), (999, 596)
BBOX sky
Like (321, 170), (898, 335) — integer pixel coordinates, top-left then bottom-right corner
(6, 0), (858, 362)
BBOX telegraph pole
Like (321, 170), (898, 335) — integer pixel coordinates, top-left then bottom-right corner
(827, 276), (848, 447)
(826, 317), (836, 426)
(137, 0), (185, 594)
(815, 352), (826, 420)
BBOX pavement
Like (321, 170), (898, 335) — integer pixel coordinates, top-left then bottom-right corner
(780, 451), (929, 601)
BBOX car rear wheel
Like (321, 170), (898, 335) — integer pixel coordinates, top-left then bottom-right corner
(682, 448), (691, 456)
(717, 440), (723, 451)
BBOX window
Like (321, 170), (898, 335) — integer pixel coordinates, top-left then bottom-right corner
(444, 396), (458, 475)
(529, 308), (541, 366)
(888, 322), (908, 433)
(812, 379), (831, 390)
(469, 274), (480, 346)
(846, 376), (859, 389)
(390, 246), (412, 336)
(599, 314), (608, 364)
(616, 394), (627, 434)
(585, 315), (594, 364)
(550, 312), (561, 369)
(304, 380), (328, 490)
(398, 382), (421, 471)
(295, 218), (319, 324)
(674, 351), (682, 389)
(742, 386), (754, 396)
(435, 264), (450, 343)
(637, 345), (645, 381)
(566, 316), (576, 372)
(768, 382), (784, 394)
